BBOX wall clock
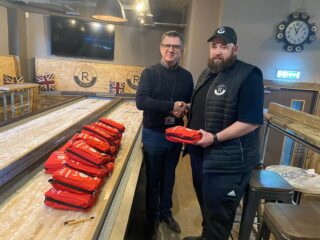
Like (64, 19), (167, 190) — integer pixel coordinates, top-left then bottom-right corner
(276, 12), (317, 52)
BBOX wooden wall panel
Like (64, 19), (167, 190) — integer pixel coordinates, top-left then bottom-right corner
(0, 55), (20, 86)
(35, 58), (144, 94)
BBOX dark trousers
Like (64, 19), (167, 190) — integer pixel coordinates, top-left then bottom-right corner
(188, 145), (205, 230)
(142, 128), (182, 222)
(203, 170), (252, 240)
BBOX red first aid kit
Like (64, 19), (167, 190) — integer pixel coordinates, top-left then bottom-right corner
(72, 133), (111, 153)
(99, 117), (125, 133)
(106, 162), (114, 174)
(165, 126), (202, 144)
(49, 167), (102, 194)
(82, 125), (120, 146)
(66, 140), (112, 167)
(59, 139), (74, 152)
(44, 151), (69, 174)
(92, 122), (122, 139)
(79, 130), (117, 154)
(65, 159), (109, 178)
(44, 188), (96, 211)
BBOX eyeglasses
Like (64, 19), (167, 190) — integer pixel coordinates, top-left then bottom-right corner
(160, 44), (182, 50)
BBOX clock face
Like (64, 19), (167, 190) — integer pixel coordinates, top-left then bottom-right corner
(285, 20), (309, 44)
(275, 12), (317, 52)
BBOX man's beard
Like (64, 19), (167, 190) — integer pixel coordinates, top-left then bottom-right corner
(207, 54), (236, 73)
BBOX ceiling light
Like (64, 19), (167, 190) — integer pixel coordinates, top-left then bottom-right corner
(136, 2), (144, 12)
(92, 0), (127, 23)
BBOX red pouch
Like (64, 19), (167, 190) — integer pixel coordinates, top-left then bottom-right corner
(66, 140), (112, 167)
(80, 130), (118, 154)
(44, 151), (69, 174)
(65, 159), (109, 178)
(59, 139), (74, 152)
(99, 117), (125, 133)
(165, 126), (202, 144)
(105, 162), (114, 174)
(49, 167), (102, 194)
(82, 125), (114, 142)
(92, 122), (122, 139)
(44, 188), (96, 211)
(73, 132), (111, 153)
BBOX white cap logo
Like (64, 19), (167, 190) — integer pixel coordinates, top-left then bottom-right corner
(217, 27), (226, 34)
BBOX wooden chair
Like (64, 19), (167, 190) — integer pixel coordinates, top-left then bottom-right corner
(258, 202), (320, 240)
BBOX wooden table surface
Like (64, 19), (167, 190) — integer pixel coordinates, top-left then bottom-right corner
(0, 98), (111, 171)
(0, 100), (143, 240)
(266, 165), (320, 195)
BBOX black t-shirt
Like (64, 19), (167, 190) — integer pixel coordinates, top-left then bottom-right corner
(189, 69), (264, 130)
(189, 73), (217, 130)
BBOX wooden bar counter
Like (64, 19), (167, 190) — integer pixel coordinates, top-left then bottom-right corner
(0, 100), (143, 240)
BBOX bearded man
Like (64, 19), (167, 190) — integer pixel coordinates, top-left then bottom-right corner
(183, 26), (264, 240)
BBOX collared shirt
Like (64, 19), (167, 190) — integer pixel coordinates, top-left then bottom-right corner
(160, 59), (179, 70)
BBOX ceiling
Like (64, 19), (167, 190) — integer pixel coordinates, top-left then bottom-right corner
(1, 0), (191, 29)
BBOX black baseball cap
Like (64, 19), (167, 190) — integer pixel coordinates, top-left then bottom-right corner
(207, 26), (237, 45)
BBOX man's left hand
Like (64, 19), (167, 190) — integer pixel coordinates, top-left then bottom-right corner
(194, 129), (214, 148)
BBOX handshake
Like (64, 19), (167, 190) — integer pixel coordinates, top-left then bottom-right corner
(172, 101), (190, 118)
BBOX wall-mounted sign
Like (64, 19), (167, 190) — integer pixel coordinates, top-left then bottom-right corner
(276, 69), (301, 80)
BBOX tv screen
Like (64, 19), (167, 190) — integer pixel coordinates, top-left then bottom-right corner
(50, 16), (115, 61)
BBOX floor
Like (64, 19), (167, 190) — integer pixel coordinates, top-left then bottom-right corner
(126, 154), (257, 240)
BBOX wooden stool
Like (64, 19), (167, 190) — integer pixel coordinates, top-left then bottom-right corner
(238, 170), (294, 240)
(258, 202), (320, 240)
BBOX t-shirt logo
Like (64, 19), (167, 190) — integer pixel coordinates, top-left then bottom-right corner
(214, 84), (226, 96)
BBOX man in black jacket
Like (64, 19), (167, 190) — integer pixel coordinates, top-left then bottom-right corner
(136, 30), (194, 239)
(184, 26), (264, 240)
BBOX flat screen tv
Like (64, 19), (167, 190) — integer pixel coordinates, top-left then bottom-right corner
(50, 16), (115, 61)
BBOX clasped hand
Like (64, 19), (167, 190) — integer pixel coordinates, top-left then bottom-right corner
(172, 101), (188, 118)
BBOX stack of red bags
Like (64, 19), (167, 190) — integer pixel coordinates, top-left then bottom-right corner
(44, 117), (125, 211)
(165, 126), (202, 144)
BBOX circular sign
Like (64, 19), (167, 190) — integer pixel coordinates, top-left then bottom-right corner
(73, 65), (97, 88)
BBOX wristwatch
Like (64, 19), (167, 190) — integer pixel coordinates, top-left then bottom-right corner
(212, 134), (220, 145)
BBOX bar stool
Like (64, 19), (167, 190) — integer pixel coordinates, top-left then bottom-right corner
(258, 202), (320, 240)
(238, 170), (294, 240)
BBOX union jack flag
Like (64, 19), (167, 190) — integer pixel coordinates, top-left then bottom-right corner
(3, 74), (24, 84)
(109, 81), (125, 95)
(35, 73), (56, 91)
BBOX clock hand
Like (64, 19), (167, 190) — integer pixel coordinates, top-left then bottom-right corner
(295, 25), (302, 34)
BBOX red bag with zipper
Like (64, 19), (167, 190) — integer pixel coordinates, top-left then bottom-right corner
(82, 125), (120, 146)
(66, 140), (112, 167)
(165, 126), (202, 144)
(49, 167), (102, 194)
(59, 139), (74, 152)
(65, 159), (110, 178)
(44, 151), (69, 174)
(92, 122), (122, 139)
(99, 117), (125, 133)
(79, 130), (118, 154)
(44, 188), (96, 211)
(72, 133), (111, 153)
